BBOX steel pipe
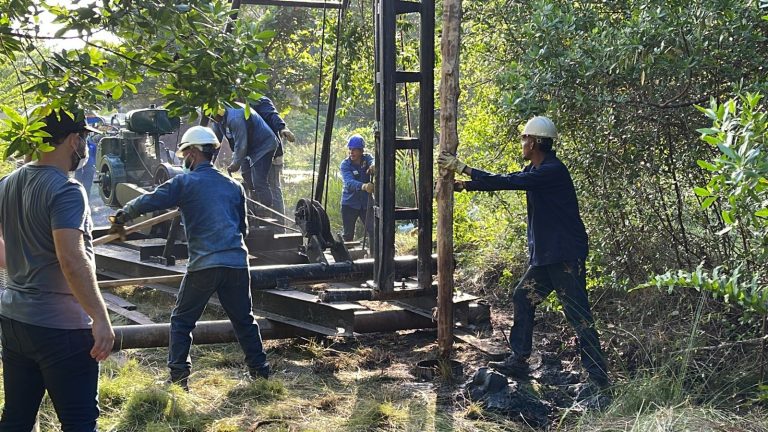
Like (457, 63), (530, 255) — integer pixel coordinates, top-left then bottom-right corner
(249, 254), (437, 290)
(113, 309), (436, 350)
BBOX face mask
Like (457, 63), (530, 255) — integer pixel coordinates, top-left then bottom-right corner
(70, 135), (88, 172)
(182, 155), (194, 174)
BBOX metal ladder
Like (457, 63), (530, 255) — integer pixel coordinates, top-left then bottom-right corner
(373, 0), (434, 291)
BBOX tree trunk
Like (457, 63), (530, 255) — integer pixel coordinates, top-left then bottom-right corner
(437, 0), (462, 358)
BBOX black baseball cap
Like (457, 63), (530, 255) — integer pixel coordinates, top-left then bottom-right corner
(43, 108), (100, 144)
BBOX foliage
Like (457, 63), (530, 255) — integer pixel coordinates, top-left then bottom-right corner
(0, 0), (274, 158)
(642, 263), (767, 316)
(459, 0), (768, 288)
(642, 94), (767, 316)
(693, 94), (768, 266)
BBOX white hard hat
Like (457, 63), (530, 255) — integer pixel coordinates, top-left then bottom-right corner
(176, 126), (220, 156)
(522, 116), (557, 139)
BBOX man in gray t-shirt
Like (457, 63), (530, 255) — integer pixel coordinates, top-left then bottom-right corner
(0, 107), (114, 431)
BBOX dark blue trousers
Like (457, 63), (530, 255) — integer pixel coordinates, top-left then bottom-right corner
(341, 205), (374, 243)
(168, 267), (267, 380)
(509, 260), (609, 385)
(0, 318), (99, 432)
(249, 156), (273, 210)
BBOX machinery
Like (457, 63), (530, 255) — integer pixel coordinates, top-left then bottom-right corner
(95, 107), (183, 208)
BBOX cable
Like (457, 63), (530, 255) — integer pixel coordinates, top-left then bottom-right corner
(244, 195), (296, 224)
(246, 208), (300, 233)
(310, 0), (329, 199)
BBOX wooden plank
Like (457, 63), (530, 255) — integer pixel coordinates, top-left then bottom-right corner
(93, 210), (180, 246)
(105, 303), (155, 325)
(98, 275), (184, 289)
(101, 292), (137, 311)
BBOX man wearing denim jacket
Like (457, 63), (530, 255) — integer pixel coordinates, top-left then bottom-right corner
(111, 126), (269, 389)
(213, 106), (278, 211)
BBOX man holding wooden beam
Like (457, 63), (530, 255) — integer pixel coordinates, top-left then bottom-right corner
(110, 125), (269, 390)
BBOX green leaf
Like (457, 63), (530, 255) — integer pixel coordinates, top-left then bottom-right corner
(111, 85), (123, 100)
(721, 210), (733, 225)
(696, 128), (720, 135)
(696, 160), (718, 171)
(717, 143), (738, 160)
(701, 196), (716, 209)
(255, 30), (276, 40)
(755, 209), (768, 218)
(693, 187), (711, 197)
(96, 81), (117, 91)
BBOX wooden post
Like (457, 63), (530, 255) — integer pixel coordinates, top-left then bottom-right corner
(437, 0), (462, 358)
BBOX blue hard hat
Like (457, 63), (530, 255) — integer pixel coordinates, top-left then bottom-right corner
(347, 134), (365, 149)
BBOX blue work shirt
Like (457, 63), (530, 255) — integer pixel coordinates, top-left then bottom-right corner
(340, 154), (374, 210)
(123, 162), (249, 271)
(86, 136), (97, 166)
(222, 107), (278, 169)
(464, 152), (588, 266)
(253, 97), (286, 157)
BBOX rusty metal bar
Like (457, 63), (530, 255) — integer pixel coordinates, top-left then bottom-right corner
(112, 309), (436, 349)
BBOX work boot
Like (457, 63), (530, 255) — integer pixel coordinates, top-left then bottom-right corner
(488, 353), (529, 378)
(167, 375), (189, 392)
(249, 363), (270, 380)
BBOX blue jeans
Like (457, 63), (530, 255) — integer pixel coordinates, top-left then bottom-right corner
(168, 267), (267, 380)
(509, 260), (609, 385)
(0, 317), (99, 432)
(249, 156), (273, 211)
(341, 205), (374, 242)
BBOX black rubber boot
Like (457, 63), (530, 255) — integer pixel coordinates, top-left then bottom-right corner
(249, 363), (270, 380)
(488, 353), (529, 378)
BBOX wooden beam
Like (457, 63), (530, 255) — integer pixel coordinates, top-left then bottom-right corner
(437, 0), (462, 358)
(98, 274), (184, 289)
(93, 210), (180, 246)
(104, 302), (155, 325)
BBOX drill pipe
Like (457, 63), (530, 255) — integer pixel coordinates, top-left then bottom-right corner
(249, 254), (437, 290)
(112, 310), (436, 350)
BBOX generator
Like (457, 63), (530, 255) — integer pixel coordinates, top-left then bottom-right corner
(95, 107), (183, 208)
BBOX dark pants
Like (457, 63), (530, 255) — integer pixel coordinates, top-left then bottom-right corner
(341, 205), (374, 243)
(168, 267), (267, 380)
(0, 318), (99, 432)
(268, 162), (285, 233)
(249, 156), (273, 211)
(509, 260), (609, 385)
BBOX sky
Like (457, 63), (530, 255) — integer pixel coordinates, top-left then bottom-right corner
(33, 2), (120, 51)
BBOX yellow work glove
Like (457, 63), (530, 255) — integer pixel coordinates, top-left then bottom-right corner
(107, 210), (131, 241)
(362, 183), (374, 194)
(437, 151), (468, 174)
